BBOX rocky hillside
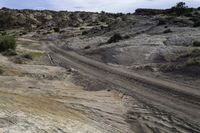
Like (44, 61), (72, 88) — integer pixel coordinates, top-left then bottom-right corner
(0, 3), (200, 133)
(0, 2), (200, 31)
(0, 7), (125, 30)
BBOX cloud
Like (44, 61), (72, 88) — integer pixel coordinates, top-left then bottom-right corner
(47, 0), (200, 12)
(47, 0), (137, 12)
(0, 0), (52, 10)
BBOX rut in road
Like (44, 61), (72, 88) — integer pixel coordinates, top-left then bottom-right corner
(43, 41), (200, 133)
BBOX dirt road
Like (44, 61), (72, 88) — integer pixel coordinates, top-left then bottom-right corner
(45, 40), (200, 133)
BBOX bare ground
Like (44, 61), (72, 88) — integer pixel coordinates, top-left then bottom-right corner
(0, 35), (200, 133)
(46, 40), (200, 133)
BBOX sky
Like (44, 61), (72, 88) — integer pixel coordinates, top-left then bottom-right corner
(0, 0), (200, 13)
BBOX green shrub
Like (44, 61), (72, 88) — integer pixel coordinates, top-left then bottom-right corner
(0, 35), (16, 52)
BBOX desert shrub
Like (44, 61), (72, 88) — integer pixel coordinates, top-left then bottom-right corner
(0, 35), (16, 52)
(157, 19), (166, 25)
(163, 29), (172, 33)
(46, 31), (52, 34)
(193, 41), (200, 47)
(23, 53), (33, 60)
(53, 27), (60, 32)
(36, 30), (41, 34)
(19, 31), (27, 36)
(107, 33), (123, 43)
(184, 13), (193, 17)
(59, 30), (65, 33)
(189, 17), (200, 27)
(185, 58), (200, 66)
(190, 49), (200, 57)
(10, 56), (25, 64)
(170, 2), (192, 16)
(182, 49), (200, 58)
(194, 11), (199, 15)
(42, 31), (52, 35)
(1, 31), (7, 36)
(2, 49), (17, 56)
(135, 9), (165, 15)
(42, 32), (47, 35)
(82, 31), (88, 35)
(0, 67), (3, 75)
(193, 21), (200, 27)
(84, 46), (91, 49)
(123, 35), (130, 39)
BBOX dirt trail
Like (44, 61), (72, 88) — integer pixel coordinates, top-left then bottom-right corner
(45, 41), (200, 133)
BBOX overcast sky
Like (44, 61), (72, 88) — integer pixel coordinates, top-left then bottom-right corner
(0, 0), (200, 13)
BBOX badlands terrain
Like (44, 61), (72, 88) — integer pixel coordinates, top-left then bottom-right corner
(0, 4), (200, 133)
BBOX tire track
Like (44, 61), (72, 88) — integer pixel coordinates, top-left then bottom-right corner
(45, 41), (200, 133)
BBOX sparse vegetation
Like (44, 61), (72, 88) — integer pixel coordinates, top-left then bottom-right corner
(178, 49), (200, 67)
(0, 35), (16, 52)
(193, 41), (200, 47)
(180, 49), (200, 58)
(170, 2), (192, 16)
(1, 31), (7, 36)
(157, 19), (166, 26)
(53, 27), (60, 32)
(19, 31), (27, 36)
(135, 2), (193, 16)
(163, 29), (172, 33)
(161, 49), (200, 73)
(84, 46), (91, 49)
(107, 33), (123, 43)
(123, 35), (130, 39)
(42, 31), (52, 35)
(2, 49), (17, 56)
(0, 67), (3, 75)
(23, 53), (33, 60)
(189, 17), (200, 27)
(82, 31), (88, 35)
(135, 9), (166, 15)
(10, 51), (45, 64)
(193, 21), (200, 27)
(185, 58), (200, 66)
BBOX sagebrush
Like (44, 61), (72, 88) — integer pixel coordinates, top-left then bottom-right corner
(0, 35), (16, 52)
